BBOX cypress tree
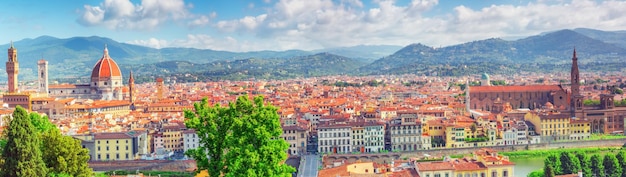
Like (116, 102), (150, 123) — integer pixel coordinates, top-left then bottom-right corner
(575, 152), (591, 177)
(544, 163), (556, 177)
(590, 154), (605, 177)
(604, 153), (622, 177)
(546, 154), (562, 175)
(1, 106), (47, 177)
(616, 151), (626, 177)
(559, 152), (581, 175)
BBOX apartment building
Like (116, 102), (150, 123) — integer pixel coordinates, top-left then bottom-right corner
(92, 131), (148, 161)
(318, 121), (352, 153)
(183, 130), (200, 153)
(281, 124), (308, 155)
(524, 111), (571, 142)
(388, 111), (426, 151)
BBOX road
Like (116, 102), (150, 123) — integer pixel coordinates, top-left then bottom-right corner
(299, 154), (319, 177)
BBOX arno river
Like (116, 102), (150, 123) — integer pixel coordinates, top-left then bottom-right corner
(511, 157), (543, 177)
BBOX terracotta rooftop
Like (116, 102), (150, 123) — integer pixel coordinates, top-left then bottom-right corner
(91, 46), (122, 79)
(470, 85), (563, 93)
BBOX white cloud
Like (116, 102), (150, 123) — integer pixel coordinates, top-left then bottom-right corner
(188, 15), (210, 28)
(124, 0), (626, 52)
(127, 38), (168, 49)
(203, 0), (626, 51)
(77, 0), (189, 30)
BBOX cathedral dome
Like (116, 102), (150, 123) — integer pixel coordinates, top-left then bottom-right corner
(91, 45), (122, 79)
(481, 73), (490, 80)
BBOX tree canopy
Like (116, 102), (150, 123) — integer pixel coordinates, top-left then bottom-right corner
(0, 106), (48, 176)
(184, 96), (295, 177)
(0, 106), (92, 177)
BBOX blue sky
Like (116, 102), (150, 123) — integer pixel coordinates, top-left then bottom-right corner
(1, 0), (625, 52)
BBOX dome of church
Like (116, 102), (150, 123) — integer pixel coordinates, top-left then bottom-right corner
(91, 45), (122, 79)
(481, 73), (490, 80)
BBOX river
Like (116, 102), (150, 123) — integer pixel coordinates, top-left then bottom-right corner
(510, 158), (543, 177)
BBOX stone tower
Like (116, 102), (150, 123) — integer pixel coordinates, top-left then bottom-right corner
(570, 49), (583, 117)
(38, 59), (49, 94)
(156, 77), (164, 101)
(128, 70), (135, 103)
(465, 80), (471, 112)
(6, 41), (18, 93)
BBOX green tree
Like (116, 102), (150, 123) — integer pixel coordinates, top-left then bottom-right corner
(29, 112), (55, 133)
(544, 162), (556, 177)
(185, 96), (295, 177)
(545, 154), (562, 175)
(590, 154), (605, 177)
(527, 170), (543, 177)
(41, 129), (92, 177)
(604, 153), (622, 177)
(576, 152), (591, 177)
(0, 106), (48, 176)
(559, 152), (581, 175)
(616, 151), (626, 177)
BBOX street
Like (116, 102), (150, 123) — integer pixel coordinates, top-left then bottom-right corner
(299, 154), (319, 177)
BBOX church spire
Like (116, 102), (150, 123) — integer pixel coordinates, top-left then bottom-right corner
(570, 48), (581, 117)
(129, 70), (134, 83)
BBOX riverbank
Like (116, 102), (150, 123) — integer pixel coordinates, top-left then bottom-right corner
(501, 146), (623, 159)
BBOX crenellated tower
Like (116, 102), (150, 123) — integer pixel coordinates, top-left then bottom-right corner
(6, 41), (18, 93)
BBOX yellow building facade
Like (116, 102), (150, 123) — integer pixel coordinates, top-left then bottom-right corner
(94, 132), (134, 161)
(524, 111), (571, 141)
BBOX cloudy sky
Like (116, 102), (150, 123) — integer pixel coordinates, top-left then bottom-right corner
(1, 0), (626, 52)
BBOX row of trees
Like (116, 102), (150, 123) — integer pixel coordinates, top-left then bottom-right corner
(531, 151), (626, 177)
(0, 106), (92, 177)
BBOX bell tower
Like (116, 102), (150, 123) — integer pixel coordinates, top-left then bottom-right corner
(128, 70), (135, 103)
(6, 41), (18, 93)
(38, 59), (49, 94)
(570, 49), (583, 117)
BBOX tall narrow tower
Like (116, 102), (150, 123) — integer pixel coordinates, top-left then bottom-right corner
(570, 49), (583, 116)
(6, 41), (18, 93)
(156, 77), (164, 101)
(128, 70), (135, 103)
(38, 59), (49, 94)
(465, 80), (471, 112)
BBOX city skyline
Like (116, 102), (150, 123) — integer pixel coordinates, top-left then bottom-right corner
(1, 0), (626, 52)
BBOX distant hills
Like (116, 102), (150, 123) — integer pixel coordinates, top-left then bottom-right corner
(360, 29), (626, 76)
(2, 28), (626, 82)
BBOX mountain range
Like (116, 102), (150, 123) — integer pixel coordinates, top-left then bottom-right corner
(2, 28), (626, 83)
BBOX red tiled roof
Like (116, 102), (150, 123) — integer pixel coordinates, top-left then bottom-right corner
(416, 161), (455, 171)
(470, 85), (563, 93)
(94, 132), (131, 139)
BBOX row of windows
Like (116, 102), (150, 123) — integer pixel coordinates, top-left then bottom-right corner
(97, 145), (129, 151)
(320, 132), (351, 138)
(319, 128), (350, 132)
(392, 130), (420, 135)
(97, 153), (130, 160)
(392, 137), (421, 143)
(97, 140), (129, 144)
(425, 170), (508, 177)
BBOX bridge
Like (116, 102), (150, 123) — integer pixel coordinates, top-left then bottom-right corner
(324, 152), (402, 165)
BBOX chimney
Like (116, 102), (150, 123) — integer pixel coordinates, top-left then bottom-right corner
(578, 170), (583, 177)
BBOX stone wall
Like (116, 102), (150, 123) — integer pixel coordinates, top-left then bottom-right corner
(324, 139), (626, 164)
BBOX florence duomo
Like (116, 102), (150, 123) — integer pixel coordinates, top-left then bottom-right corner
(2, 43), (135, 113)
